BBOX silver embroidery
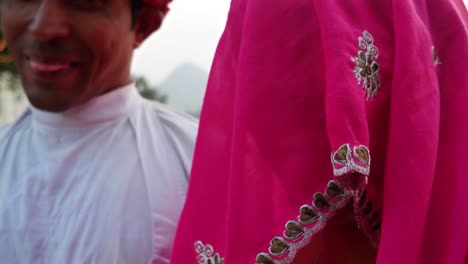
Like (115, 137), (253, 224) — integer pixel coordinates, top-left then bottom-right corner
(352, 30), (381, 100)
(432, 46), (440, 66)
(194, 241), (224, 264)
(256, 180), (354, 264)
(332, 144), (370, 179)
(256, 144), (375, 264)
(257, 252), (276, 264)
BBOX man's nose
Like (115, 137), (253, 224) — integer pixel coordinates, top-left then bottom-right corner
(28, 0), (70, 41)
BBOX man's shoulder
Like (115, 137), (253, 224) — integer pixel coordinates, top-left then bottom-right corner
(140, 100), (199, 180)
(0, 110), (32, 143)
(0, 123), (13, 141)
(142, 100), (199, 142)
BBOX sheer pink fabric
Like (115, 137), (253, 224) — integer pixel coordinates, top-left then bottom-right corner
(171, 0), (468, 263)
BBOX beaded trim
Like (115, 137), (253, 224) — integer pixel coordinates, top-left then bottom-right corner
(193, 144), (380, 264)
(256, 144), (376, 264)
(194, 241), (224, 264)
(256, 180), (354, 264)
(352, 30), (381, 100)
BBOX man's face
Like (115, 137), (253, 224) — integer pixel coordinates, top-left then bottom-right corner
(1, 0), (137, 112)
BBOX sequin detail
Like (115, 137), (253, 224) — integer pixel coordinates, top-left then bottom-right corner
(352, 30), (381, 100)
(432, 46), (440, 66)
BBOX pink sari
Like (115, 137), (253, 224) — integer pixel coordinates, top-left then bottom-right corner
(171, 0), (468, 263)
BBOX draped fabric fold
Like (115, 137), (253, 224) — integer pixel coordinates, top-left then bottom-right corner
(171, 0), (468, 263)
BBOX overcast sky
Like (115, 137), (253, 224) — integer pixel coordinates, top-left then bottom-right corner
(131, 0), (231, 85)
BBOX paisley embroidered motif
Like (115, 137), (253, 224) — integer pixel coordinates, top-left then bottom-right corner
(283, 221), (305, 240)
(352, 30), (381, 100)
(257, 253), (276, 264)
(194, 241), (224, 264)
(298, 205), (319, 225)
(269, 237), (291, 256)
(331, 144), (370, 189)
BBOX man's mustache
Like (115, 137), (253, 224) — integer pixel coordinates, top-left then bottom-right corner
(22, 40), (77, 56)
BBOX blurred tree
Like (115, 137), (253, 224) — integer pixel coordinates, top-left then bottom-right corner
(134, 76), (168, 103)
(0, 28), (21, 95)
(187, 109), (200, 118)
(0, 30), (21, 95)
(0, 29), (17, 75)
(0, 28), (24, 122)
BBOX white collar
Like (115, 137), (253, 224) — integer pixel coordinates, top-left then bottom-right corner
(30, 83), (141, 140)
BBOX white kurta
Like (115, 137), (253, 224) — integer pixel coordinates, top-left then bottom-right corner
(0, 84), (198, 264)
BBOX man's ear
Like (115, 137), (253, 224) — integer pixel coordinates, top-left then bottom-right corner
(134, 6), (164, 48)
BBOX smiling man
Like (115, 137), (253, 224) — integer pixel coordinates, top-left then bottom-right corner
(0, 0), (196, 263)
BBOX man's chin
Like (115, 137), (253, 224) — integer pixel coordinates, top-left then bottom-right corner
(25, 88), (76, 113)
(29, 100), (72, 113)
